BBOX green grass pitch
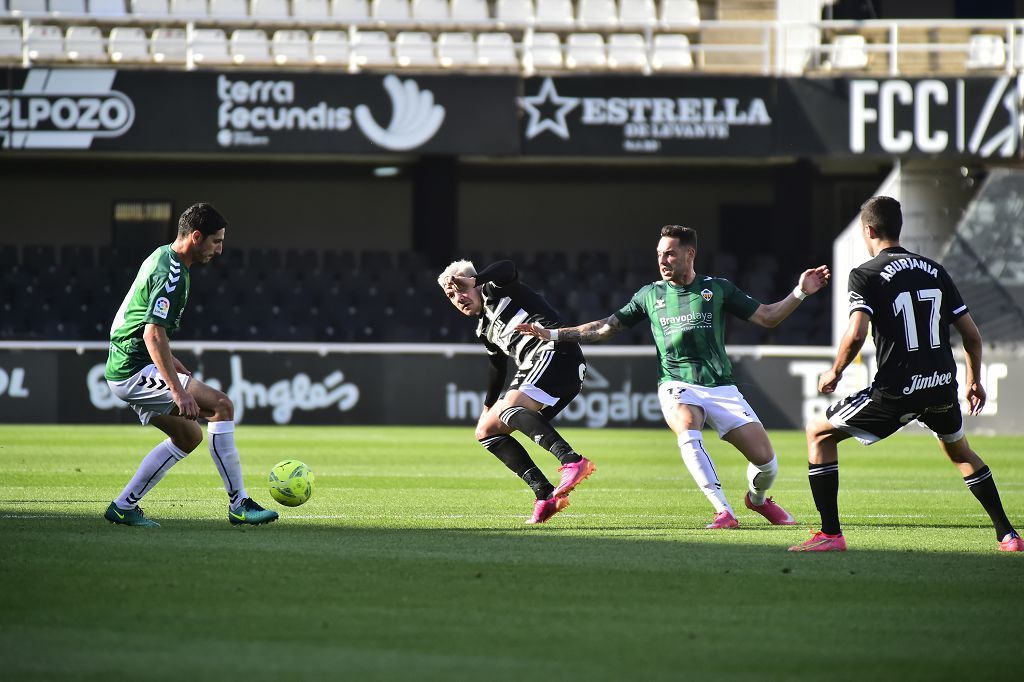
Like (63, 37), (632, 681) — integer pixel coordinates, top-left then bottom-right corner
(1, 425), (1021, 680)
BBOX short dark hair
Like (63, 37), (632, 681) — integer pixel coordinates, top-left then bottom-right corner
(860, 196), (902, 240)
(178, 203), (227, 238)
(660, 225), (697, 249)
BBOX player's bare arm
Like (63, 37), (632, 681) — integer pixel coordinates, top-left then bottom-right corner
(515, 314), (626, 344)
(748, 265), (831, 328)
(818, 311), (870, 394)
(143, 324), (199, 419)
(954, 313), (986, 415)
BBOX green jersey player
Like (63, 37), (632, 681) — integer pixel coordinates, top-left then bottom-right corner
(103, 203), (277, 528)
(518, 225), (830, 529)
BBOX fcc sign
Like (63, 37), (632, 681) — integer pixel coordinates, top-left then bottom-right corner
(849, 77), (1022, 158)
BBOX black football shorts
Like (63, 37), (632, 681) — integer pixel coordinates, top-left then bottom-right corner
(508, 349), (587, 420)
(826, 387), (964, 445)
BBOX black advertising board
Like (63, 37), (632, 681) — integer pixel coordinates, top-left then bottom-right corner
(519, 75), (777, 156)
(0, 68), (520, 154)
(779, 76), (1023, 159)
(2, 68), (1021, 159)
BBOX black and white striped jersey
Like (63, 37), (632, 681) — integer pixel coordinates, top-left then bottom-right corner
(474, 261), (583, 370)
(848, 246), (968, 403)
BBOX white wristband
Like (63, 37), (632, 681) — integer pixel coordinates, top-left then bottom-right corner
(792, 286), (808, 300)
(549, 328), (559, 341)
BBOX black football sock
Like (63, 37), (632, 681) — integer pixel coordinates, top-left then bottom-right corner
(498, 406), (582, 465)
(808, 462), (841, 535)
(479, 435), (554, 500)
(964, 466), (1015, 539)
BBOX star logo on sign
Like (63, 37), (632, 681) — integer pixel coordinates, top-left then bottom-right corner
(520, 78), (579, 141)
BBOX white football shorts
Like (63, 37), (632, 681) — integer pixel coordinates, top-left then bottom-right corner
(107, 364), (192, 425)
(658, 381), (761, 438)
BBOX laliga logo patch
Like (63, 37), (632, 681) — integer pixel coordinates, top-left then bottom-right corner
(701, 288), (714, 302)
(355, 75), (445, 151)
(153, 297), (171, 319)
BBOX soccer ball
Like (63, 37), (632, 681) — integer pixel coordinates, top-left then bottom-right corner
(268, 460), (315, 507)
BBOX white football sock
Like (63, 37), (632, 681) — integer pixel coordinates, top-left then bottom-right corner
(678, 431), (733, 514)
(114, 439), (189, 509)
(208, 420), (248, 510)
(747, 455), (779, 506)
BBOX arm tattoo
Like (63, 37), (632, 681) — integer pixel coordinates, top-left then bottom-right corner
(559, 315), (625, 343)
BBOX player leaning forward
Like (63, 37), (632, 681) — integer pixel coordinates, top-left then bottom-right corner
(103, 203), (278, 528)
(518, 225), (830, 529)
(791, 196), (1022, 552)
(439, 259), (596, 524)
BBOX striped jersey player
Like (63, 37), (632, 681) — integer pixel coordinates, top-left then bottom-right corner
(439, 259), (596, 525)
(518, 225), (831, 530)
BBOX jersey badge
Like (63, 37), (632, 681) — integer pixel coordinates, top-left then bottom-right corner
(701, 288), (714, 302)
(153, 297), (171, 319)
(655, 298), (666, 310)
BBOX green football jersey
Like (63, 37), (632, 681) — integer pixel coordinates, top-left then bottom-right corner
(615, 275), (760, 387)
(105, 245), (191, 381)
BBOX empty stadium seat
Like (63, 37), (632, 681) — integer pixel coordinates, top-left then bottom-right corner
(231, 29), (272, 63)
(292, 0), (328, 17)
(477, 31), (517, 67)
(566, 32), (605, 69)
(825, 34), (867, 70)
(151, 27), (186, 63)
(651, 33), (691, 70)
(208, 0), (246, 16)
(495, 0), (532, 25)
(353, 30), (392, 66)
(0, 25), (22, 61)
(8, 0), (47, 14)
(534, 0), (573, 27)
(169, 0), (207, 14)
(529, 31), (561, 68)
(618, 0), (654, 27)
(577, 0), (618, 30)
(88, 0), (127, 15)
(50, 0), (87, 13)
(395, 31), (435, 66)
(966, 34), (1006, 69)
(192, 28), (231, 64)
(65, 25), (106, 62)
(331, 0), (368, 19)
(371, 0), (409, 21)
(660, 0), (699, 28)
(411, 0), (447, 20)
(438, 31), (475, 66)
(27, 24), (63, 61)
(607, 33), (647, 70)
(131, 0), (169, 14)
(108, 26), (148, 62)
(312, 29), (349, 64)
(450, 0), (487, 22)
(251, 0), (289, 17)
(272, 29), (312, 64)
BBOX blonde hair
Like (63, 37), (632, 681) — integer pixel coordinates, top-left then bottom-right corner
(437, 259), (477, 289)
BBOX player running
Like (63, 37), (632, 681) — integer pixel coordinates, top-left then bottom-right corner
(103, 203), (278, 528)
(791, 196), (1022, 552)
(517, 225), (829, 529)
(439, 259), (595, 525)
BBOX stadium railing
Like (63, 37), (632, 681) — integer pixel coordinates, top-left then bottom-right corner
(2, 8), (1023, 75)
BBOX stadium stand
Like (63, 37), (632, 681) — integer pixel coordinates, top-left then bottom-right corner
(0, 244), (822, 345)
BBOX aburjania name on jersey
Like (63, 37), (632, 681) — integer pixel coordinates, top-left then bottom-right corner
(580, 96), (771, 140)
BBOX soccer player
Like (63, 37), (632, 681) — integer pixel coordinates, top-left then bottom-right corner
(791, 196), (1023, 552)
(103, 203), (278, 528)
(438, 259), (596, 525)
(517, 225), (830, 529)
